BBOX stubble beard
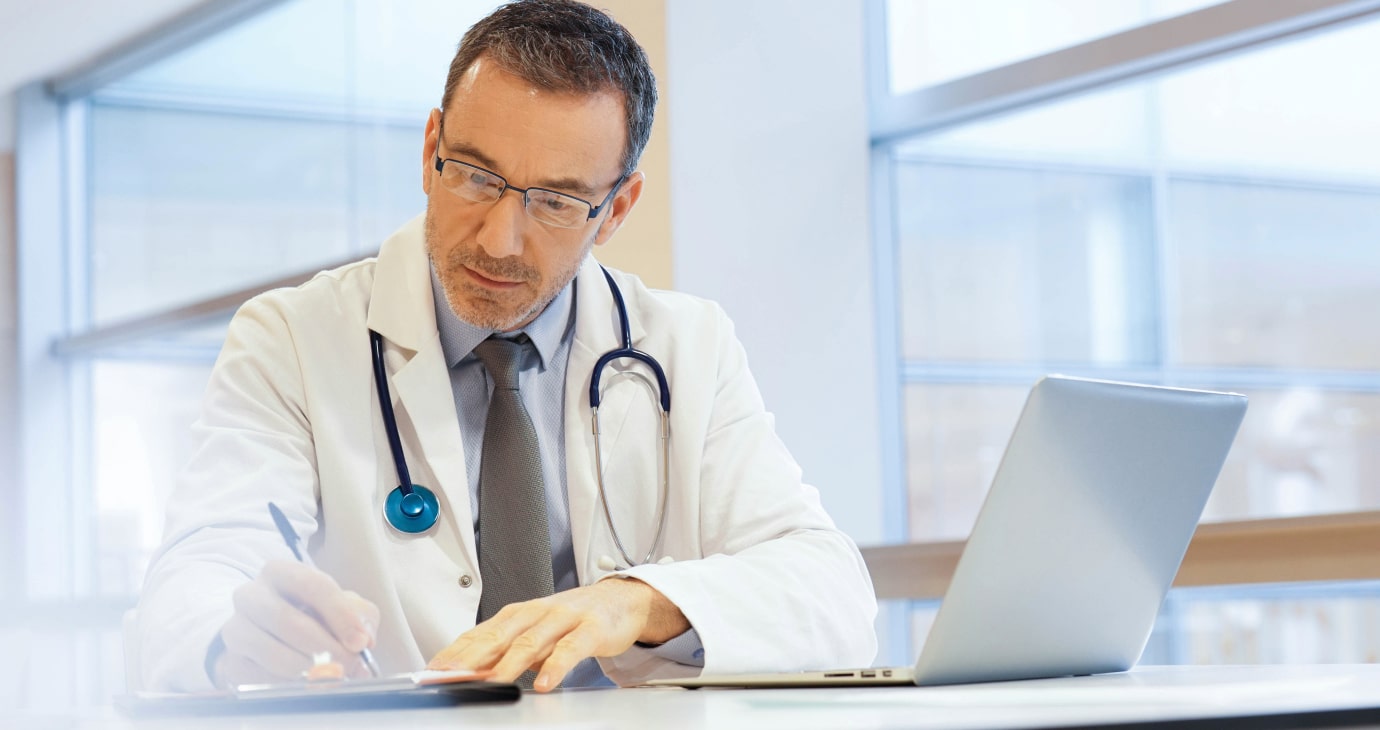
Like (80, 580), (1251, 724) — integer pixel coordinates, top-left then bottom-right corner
(424, 208), (594, 332)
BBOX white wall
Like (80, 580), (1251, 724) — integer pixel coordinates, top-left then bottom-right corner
(664, 0), (884, 545)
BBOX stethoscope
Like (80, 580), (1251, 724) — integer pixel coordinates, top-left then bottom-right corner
(370, 265), (672, 571)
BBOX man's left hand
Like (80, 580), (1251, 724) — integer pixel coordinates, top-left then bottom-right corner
(426, 577), (689, 692)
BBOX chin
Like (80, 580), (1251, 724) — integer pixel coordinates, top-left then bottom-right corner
(454, 294), (540, 332)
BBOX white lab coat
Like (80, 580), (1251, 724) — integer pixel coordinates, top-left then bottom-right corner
(137, 215), (877, 691)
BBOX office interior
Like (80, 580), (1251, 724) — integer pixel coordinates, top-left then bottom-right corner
(2, 0), (1379, 714)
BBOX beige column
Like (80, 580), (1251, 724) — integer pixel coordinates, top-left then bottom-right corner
(0, 150), (17, 591)
(591, 0), (673, 290)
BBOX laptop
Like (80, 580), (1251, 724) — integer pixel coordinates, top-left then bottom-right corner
(650, 375), (1248, 689)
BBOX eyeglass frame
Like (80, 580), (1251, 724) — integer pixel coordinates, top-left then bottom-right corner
(431, 115), (628, 229)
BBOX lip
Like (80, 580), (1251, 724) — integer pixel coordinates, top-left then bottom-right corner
(463, 266), (523, 290)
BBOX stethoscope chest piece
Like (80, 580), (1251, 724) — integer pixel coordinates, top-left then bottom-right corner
(385, 484), (439, 533)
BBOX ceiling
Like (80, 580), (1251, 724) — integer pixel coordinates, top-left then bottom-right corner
(0, 0), (211, 147)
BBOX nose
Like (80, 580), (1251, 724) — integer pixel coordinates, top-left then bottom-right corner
(474, 189), (528, 260)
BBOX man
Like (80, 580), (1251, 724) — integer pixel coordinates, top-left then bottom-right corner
(137, 0), (876, 693)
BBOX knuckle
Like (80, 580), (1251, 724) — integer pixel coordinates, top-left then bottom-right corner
(549, 605), (583, 624)
(472, 628), (505, 645)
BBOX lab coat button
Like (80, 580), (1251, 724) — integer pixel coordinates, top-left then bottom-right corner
(458, 574), (473, 588)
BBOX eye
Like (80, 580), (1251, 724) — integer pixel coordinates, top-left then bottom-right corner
(541, 197), (571, 212)
(467, 170), (492, 186)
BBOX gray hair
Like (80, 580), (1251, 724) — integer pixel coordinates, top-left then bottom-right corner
(441, 0), (658, 176)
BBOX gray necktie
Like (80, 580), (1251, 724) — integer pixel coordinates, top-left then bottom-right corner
(474, 335), (555, 632)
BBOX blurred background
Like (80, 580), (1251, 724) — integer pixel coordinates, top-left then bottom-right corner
(1, 0), (1378, 713)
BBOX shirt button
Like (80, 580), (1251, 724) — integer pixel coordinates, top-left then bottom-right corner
(458, 574), (473, 588)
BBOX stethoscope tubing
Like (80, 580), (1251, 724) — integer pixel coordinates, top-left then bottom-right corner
(371, 265), (673, 568)
(590, 266), (671, 413)
(371, 329), (414, 493)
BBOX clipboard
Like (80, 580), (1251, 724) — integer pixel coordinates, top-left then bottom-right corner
(114, 670), (521, 717)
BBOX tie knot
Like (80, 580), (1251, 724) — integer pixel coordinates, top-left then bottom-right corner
(473, 335), (531, 390)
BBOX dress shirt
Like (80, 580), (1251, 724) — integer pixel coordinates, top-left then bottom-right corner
(429, 265), (703, 686)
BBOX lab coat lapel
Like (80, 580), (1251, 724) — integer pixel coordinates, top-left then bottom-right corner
(565, 258), (653, 579)
(365, 215), (477, 569)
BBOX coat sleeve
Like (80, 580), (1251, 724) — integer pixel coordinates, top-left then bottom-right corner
(597, 304), (878, 684)
(135, 294), (322, 692)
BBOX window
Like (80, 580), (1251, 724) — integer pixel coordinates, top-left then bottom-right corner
(872, 0), (1380, 663)
(13, 0), (499, 707)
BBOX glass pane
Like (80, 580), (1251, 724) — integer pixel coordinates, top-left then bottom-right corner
(89, 106), (355, 324)
(906, 384), (1380, 539)
(886, 0), (1223, 93)
(101, 0), (499, 114)
(905, 383), (1028, 541)
(104, 0), (351, 107)
(1148, 583), (1380, 665)
(1158, 16), (1380, 182)
(910, 583), (1380, 665)
(1204, 388), (1380, 522)
(895, 161), (1157, 365)
(1170, 180), (1380, 371)
(896, 14), (1380, 181)
(85, 0), (504, 326)
(896, 84), (1154, 167)
(91, 361), (213, 595)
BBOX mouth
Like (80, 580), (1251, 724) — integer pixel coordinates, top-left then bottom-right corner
(463, 265), (524, 290)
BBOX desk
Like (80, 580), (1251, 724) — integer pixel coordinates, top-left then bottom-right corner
(19, 665), (1380, 729)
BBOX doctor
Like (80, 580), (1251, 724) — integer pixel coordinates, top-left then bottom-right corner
(136, 0), (876, 693)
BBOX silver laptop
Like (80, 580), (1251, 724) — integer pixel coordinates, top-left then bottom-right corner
(650, 375), (1248, 688)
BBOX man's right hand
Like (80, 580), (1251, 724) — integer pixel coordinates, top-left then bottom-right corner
(211, 559), (380, 687)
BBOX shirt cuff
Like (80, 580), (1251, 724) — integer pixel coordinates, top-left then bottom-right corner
(636, 628), (705, 668)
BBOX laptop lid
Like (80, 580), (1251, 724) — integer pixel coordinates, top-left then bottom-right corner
(911, 375), (1247, 686)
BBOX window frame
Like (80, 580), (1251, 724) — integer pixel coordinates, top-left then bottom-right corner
(865, 0), (1380, 652)
(10, 0), (289, 618)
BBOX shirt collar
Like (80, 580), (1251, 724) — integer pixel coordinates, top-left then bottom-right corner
(430, 263), (576, 370)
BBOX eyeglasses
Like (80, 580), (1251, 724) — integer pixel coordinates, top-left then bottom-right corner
(432, 118), (626, 229)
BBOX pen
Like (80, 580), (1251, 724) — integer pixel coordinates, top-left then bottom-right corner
(267, 501), (382, 678)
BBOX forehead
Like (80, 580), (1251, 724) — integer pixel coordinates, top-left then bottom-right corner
(443, 58), (626, 182)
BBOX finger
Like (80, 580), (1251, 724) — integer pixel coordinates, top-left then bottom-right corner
(235, 578), (355, 662)
(534, 627), (602, 693)
(220, 612), (312, 680)
(261, 560), (373, 653)
(431, 602), (544, 671)
(488, 608), (584, 684)
(340, 590), (381, 648)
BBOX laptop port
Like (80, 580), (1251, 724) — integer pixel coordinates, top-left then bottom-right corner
(882, 670), (893, 677)
(823, 672), (855, 678)
(861, 670), (876, 678)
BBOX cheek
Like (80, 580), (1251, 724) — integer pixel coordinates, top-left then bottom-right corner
(428, 198), (484, 242)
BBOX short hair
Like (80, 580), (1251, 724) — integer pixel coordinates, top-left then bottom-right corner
(441, 0), (658, 176)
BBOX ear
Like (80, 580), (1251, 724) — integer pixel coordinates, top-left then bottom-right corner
(594, 171), (645, 247)
(422, 108), (441, 196)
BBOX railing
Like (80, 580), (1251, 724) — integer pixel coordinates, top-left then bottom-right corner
(862, 512), (1380, 601)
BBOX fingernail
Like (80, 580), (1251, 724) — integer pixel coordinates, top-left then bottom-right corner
(535, 674), (551, 692)
(348, 632), (369, 652)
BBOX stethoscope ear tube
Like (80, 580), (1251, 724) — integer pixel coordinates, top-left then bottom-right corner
(370, 330), (440, 533)
(588, 267), (674, 569)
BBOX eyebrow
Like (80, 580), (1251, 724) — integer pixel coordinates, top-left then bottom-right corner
(440, 137), (601, 198)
